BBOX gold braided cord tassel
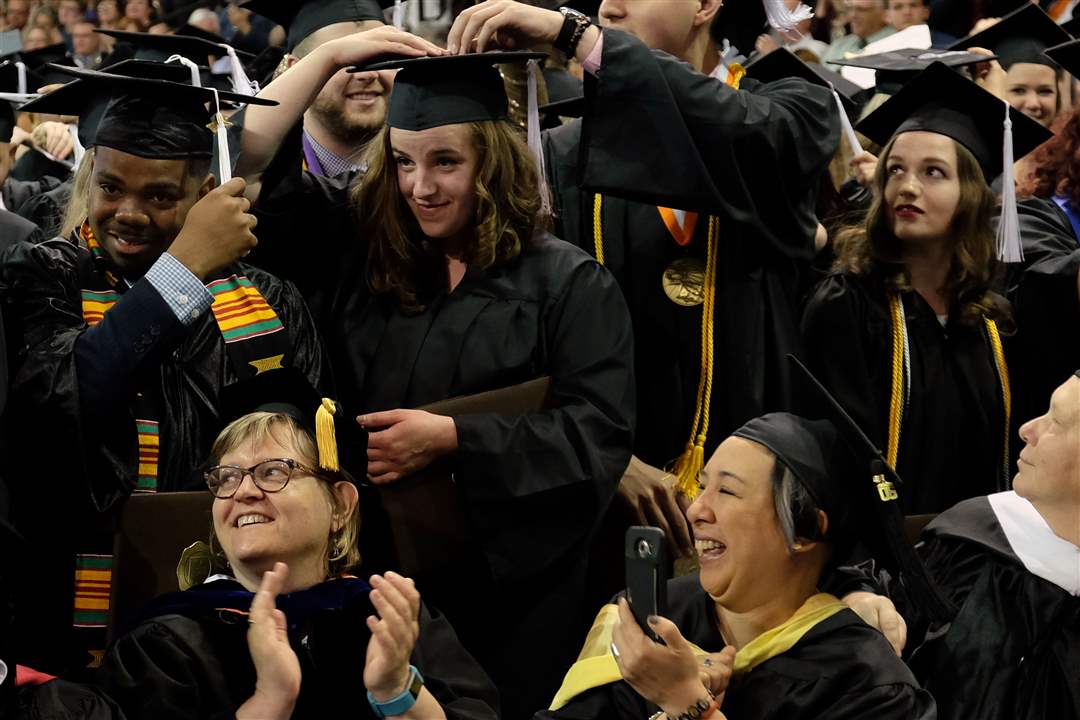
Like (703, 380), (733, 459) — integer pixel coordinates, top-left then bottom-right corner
(984, 317), (1011, 488)
(315, 398), (340, 472)
(673, 217), (719, 499)
(886, 293), (906, 469)
(593, 193), (605, 265)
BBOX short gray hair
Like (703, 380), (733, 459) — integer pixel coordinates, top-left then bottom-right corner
(770, 459), (824, 553)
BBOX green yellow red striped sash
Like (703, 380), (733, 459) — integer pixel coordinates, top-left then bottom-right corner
(73, 554), (112, 628)
(136, 420), (160, 493)
(208, 275), (285, 343)
(81, 289), (119, 326)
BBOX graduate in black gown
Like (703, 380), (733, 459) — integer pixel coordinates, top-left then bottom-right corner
(0, 68), (326, 676)
(96, 372), (499, 720)
(447, 0), (840, 554)
(537, 400), (940, 720)
(868, 370), (1080, 720)
(239, 35), (635, 716)
(801, 63), (1052, 514)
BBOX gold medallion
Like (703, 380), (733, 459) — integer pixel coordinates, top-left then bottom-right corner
(662, 257), (706, 306)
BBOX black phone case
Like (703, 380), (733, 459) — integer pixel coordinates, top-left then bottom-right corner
(624, 525), (668, 642)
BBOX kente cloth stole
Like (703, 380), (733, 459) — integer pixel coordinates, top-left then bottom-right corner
(73, 222), (292, 629)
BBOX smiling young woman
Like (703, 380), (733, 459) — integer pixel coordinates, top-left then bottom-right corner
(801, 63), (1050, 514)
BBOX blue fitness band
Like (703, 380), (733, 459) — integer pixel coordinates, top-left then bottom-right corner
(367, 665), (424, 718)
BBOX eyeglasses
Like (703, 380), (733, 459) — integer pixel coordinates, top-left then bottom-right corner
(204, 458), (319, 498)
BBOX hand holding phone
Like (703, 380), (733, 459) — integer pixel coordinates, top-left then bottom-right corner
(624, 526), (668, 643)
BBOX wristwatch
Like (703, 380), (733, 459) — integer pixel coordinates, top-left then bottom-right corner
(367, 665), (425, 718)
(554, 6), (592, 57)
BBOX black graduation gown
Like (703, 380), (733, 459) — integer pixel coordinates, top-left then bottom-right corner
(250, 172), (636, 717)
(96, 578), (500, 720)
(800, 272), (1007, 513)
(899, 497), (1080, 720)
(542, 28), (840, 465)
(0, 238), (328, 676)
(1004, 198), (1080, 434)
(535, 574), (935, 720)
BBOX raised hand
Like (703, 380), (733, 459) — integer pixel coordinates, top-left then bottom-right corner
(239, 562), (301, 720)
(325, 25), (447, 70)
(447, 0), (564, 54)
(169, 177), (258, 280)
(618, 456), (695, 559)
(364, 572), (422, 701)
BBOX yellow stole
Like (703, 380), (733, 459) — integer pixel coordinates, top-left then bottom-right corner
(548, 593), (846, 711)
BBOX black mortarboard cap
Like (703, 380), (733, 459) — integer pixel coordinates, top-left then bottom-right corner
(0, 61), (31, 142)
(787, 355), (956, 622)
(832, 47), (996, 96)
(1044, 38), (1080, 82)
(949, 4), (1071, 70)
(96, 29), (254, 64)
(243, 0), (394, 52)
(359, 51), (546, 132)
(732, 413), (841, 521)
(1061, 17), (1080, 39)
(219, 368), (361, 477)
(0, 43), (76, 87)
(745, 48), (861, 113)
(19, 65), (276, 159)
(856, 61), (1051, 180)
(540, 95), (584, 120)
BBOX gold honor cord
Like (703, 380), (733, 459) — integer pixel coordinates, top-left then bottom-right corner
(888, 293), (1012, 490)
(593, 193), (605, 265)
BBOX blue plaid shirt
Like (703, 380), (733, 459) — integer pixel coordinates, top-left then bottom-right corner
(142, 252), (214, 326)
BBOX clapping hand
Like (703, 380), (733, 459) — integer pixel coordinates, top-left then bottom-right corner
(364, 573), (422, 701)
(240, 562), (301, 720)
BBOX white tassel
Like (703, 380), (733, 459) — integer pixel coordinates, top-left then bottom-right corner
(1, 91), (41, 105)
(219, 44), (259, 96)
(15, 61), (27, 94)
(166, 54), (202, 87)
(996, 100), (1023, 263)
(763, 0), (814, 32)
(393, 0), (406, 30)
(69, 121), (84, 168)
(211, 89), (232, 183)
(526, 59), (552, 219)
(831, 86), (861, 156)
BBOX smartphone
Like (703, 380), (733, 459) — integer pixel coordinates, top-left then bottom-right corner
(624, 526), (668, 642)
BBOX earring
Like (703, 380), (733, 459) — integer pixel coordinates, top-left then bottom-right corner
(792, 542), (804, 551)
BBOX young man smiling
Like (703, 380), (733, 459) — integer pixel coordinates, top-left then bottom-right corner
(1, 69), (328, 677)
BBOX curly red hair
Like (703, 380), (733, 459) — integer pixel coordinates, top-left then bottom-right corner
(1019, 107), (1080, 204)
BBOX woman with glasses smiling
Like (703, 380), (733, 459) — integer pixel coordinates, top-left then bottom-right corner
(94, 371), (499, 720)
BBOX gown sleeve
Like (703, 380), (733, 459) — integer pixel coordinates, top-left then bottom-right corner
(451, 257), (636, 581)
(0, 240), (189, 510)
(412, 601), (501, 720)
(799, 274), (887, 445)
(96, 617), (238, 720)
(579, 28), (840, 259)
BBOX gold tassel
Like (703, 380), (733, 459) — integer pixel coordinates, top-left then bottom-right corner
(670, 217), (719, 500)
(315, 398), (340, 472)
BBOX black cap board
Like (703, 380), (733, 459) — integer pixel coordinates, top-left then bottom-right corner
(96, 29), (254, 64)
(540, 95), (584, 120)
(19, 64), (276, 159)
(0, 43), (76, 87)
(745, 48), (862, 113)
(831, 47), (997, 96)
(786, 355), (956, 622)
(1044, 38), (1080, 82)
(243, 0), (395, 52)
(357, 51), (546, 132)
(855, 61), (1051, 180)
(949, 3), (1071, 70)
(218, 367), (362, 478)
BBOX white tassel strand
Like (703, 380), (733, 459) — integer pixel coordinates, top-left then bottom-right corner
(831, 86), (862, 157)
(15, 61), (27, 94)
(210, 89), (232, 183)
(526, 59), (552, 219)
(393, 0), (406, 30)
(166, 54), (202, 88)
(763, 0), (814, 32)
(219, 44), (259, 96)
(996, 100), (1023, 263)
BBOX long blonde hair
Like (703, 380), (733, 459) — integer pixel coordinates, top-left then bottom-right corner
(207, 412), (362, 576)
(352, 120), (547, 313)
